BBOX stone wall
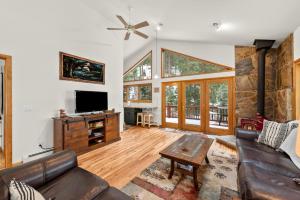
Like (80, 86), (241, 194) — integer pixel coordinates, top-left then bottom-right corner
(275, 34), (294, 122)
(235, 46), (277, 124)
(235, 34), (294, 124)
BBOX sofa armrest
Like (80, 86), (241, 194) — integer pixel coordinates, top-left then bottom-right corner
(235, 128), (259, 141)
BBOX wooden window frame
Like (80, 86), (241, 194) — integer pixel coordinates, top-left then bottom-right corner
(123, 51), (152, 82)
(293, 59), (300, 119)
(124, 83), (152, 103)
(161, 77), (235, 135)
(0, 54), (12, 168)
(161, 48), (234, 78)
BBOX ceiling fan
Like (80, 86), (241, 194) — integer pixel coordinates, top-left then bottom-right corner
(107, 15), (150, 40)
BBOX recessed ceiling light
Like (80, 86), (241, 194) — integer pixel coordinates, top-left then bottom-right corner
(212, 22), (222, 32)
(156, 23), (163, 31)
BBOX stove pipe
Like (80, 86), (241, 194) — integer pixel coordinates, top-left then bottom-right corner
(253, 39), (275, 116)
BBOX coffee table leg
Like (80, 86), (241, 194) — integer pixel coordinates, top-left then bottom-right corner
(168, 160), (175, 179)
(193, 166), (199, 190)
(205, 156), (209, 164)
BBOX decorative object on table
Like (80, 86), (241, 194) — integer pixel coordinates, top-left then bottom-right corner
(59, 52), (105, 84)
(121, 140), (238, 200)
(104, 109), (115, 114)
(59, 109), (67, 118)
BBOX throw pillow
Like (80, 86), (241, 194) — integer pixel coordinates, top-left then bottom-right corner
(9, 179), (45, 200)
(258, 120), (289, 149)
(280, 128), (300, 170)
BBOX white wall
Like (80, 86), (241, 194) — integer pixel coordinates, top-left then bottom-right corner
(0, 0), (124, 162)
(124, 39), (235, 124)
(294, 26), (300, 60)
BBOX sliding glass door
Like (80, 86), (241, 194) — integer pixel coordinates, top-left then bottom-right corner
(206, 78), (234, 134)
(182, 80), (205, 131)
(162, 82), (181, 129)
(162, 77), (234, 135)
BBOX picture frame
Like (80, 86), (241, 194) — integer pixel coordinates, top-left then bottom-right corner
(59, 52), (105, 84)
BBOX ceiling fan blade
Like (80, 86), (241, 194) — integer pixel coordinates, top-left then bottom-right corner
(133, 21), (149, 29)
(124, 32), (131, 40)
(134, 30), (149, 39)
(107, 28), (127, 30)
(116, 15), (128, 27)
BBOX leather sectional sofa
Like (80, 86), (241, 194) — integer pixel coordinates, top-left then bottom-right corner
(0, 150), (131, 200)
(236, 128), (300, 200)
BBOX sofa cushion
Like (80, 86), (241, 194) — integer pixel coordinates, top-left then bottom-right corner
(238, 143), (299, 178)
(237, 138), (276, 155)
(38, 167), (109, 200)
(44, 150), (77, 183)
(238, 163), (300, 200)
(0, 162), (44, 189)
(93, 187), (132, 200)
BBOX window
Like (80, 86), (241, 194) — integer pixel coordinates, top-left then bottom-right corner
(124, 52), (152, 82)
(123, 84), (152, 103)
(161, 49), (233, 78)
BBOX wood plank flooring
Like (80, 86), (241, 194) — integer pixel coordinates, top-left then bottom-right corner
(78, 127), (182, 189)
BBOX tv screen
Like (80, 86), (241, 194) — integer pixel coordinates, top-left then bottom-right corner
(75, 91), (108, 113)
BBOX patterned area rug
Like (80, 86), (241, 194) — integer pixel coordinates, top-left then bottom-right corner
(121, 140), (239, 200)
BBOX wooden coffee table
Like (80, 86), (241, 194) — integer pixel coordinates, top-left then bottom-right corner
(159, 134), (213, 190)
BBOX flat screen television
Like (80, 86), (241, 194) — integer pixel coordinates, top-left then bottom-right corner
(75, 90), (108, 113)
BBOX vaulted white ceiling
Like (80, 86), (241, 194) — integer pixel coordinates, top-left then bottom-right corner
(82, 0), (300, 59)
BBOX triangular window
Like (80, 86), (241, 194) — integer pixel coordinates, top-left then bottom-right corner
(162, 49), (233, 78)
(124, 51), (152, 82)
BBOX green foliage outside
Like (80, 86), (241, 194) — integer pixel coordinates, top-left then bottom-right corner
(162, 50), (229, 77)
(124, 54), (152, 82)
(209, 83), (228, 106)
(165, 83), (228, 107)
(140, 85), (152, 100)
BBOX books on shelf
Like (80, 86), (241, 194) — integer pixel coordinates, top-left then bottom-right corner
(93, 132), (103, 137)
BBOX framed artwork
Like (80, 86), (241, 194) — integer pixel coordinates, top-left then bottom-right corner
(59, 52), (105, 84)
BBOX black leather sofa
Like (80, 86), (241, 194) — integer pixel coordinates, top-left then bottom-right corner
(236, 128), (300, 200)
(0, 150), (131, 200)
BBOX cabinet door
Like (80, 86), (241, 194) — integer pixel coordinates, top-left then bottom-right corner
(105, 114), (120, 142)
(64, 121), (88, 152)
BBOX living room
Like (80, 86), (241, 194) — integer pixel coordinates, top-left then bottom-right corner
(0, 0), (300, 199)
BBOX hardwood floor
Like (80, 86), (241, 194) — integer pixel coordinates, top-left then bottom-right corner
(78, 127), (182, 189)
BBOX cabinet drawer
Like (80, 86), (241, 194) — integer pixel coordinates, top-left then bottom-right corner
(65, 129), (87, 139)
(65, 137), (88, 149)
(65, 121), (86, 131)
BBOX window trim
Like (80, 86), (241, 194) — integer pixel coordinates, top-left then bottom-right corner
(293, 58), (300, 119)
(124, 83), (152, 103)
(161, 48), (234, 78)
(123, 51), (152, 82)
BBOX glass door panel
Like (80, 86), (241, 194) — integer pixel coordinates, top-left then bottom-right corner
(182, 81), (204, 131)
(162, 82), (181, 128)
(206, 78), (233, 134)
